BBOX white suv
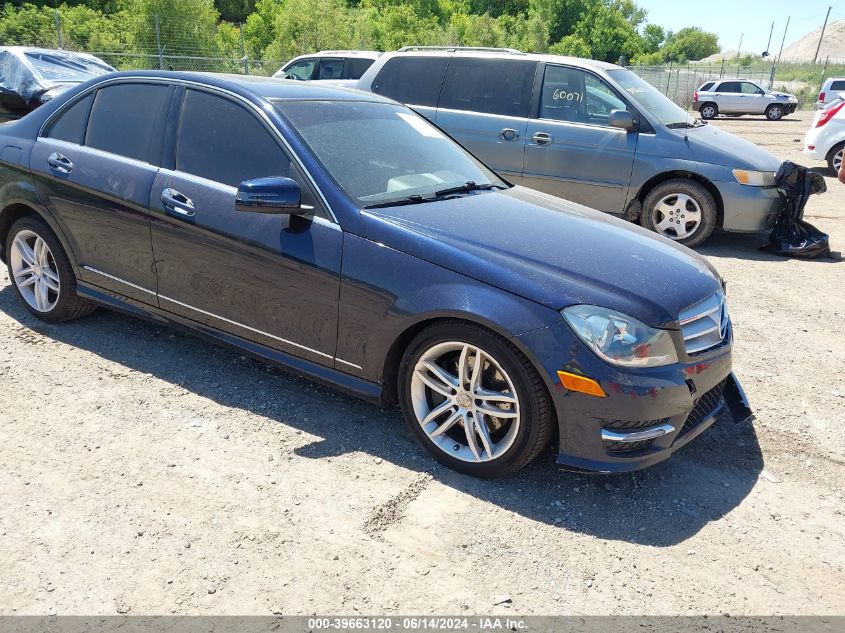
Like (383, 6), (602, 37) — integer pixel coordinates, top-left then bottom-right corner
(273, 51), (381, 84)
(694, 79), (797, 120)
(815, 77), (845, 110)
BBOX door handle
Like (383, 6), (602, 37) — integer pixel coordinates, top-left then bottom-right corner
(531, 132), (553, 146)
(161, 188), (195, 218)
(47, 152), (73, 174)
(499, 128), (520, 141)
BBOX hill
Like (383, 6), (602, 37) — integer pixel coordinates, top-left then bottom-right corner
(781, 19), (845, 63)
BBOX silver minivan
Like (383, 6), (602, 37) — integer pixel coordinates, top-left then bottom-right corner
(356, 48), (783, 246)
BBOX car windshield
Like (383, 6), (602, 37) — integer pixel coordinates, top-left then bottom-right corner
(607, 68), (697, 127)
(273, 100), (507, 207)
(24, 51), (113, 83)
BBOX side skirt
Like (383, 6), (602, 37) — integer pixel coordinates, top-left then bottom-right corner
(76, 282), (384, 405)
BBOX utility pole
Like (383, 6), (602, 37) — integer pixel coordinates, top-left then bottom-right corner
(765, 21), (774, 55)
(776, 16), (790, 65)
(813, 6), (832, 63)
(737, 33), (744, 59)
(53, 9), (62, 49)
(239, 24), (250, 75)
(155, 14), (164, 70)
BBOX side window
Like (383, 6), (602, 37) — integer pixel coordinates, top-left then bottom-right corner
(830, 80), (845, 91)
(718, 82), (741, 93)
(583, 74), (627, 124)
(283, 59), (316, 80)
(85, 83), (170, 162)
(316, 59), (344, 80)
(46, 92), (94, 145)
(439, 58), (535, 117)
(699, 82), (714, 91)
(176, 90), (291, 188)
(741, 82), (761, 94)
(345, 58), (376, 80)
(371, 56), (449, 107)
(538, 65), (625, 126)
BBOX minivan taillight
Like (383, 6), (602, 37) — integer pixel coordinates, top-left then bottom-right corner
(819, 91), (825, 102)
(817, 101), (844, 127)
(693, 91), (698, 103)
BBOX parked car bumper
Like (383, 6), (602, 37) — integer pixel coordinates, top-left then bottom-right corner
(716, 181), (783, 232)
(516, 321), (750, 474)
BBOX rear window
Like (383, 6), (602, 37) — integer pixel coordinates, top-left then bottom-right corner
(830, 80), (845, 91)
(699, 82), (714, 91)
(47, 92), (94, 145)
(371, 56), (449, 107)
(439, 58), (536, 118)
(85, 83), (170, 162)
(345, 58), (375, 80)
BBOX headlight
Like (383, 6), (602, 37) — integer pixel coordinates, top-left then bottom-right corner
(562, 305), (679, 368)
(732, 169), (776, 186)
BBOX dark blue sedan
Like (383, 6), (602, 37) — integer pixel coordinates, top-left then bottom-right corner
(0, 71), (750, 477)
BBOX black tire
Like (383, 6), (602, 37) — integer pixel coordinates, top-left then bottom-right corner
(765, 104), (784, 121)
(398, 320), (553, 478)
(640, 178), (718, 248)
(826, 142), (844, 175)
(5, 215), (95, 322)
(699, 102), (718, 119)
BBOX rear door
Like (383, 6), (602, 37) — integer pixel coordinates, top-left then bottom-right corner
(30, 81), (171, 302)
(435, 57), (537, 183)
(714, 81), (741, 113)
(521, 64), (637, 213)
(149, 88), (342, 366)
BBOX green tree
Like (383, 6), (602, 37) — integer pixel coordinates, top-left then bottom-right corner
(548, 33), (589, 58)
(642, 23), (664, 53)
(263, 0), (358, 61)
(661, 26), (719, 62)
(567, 1), (644, 62)
(215, 0), (255, 23)
(127, 0), (221, 56)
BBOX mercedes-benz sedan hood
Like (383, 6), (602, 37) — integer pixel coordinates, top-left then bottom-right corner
(361, 187), (723, 328)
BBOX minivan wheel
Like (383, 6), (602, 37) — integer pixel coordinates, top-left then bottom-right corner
(765, 104), (784, 121)
(398, 321), (552, 478)
(6, 216), (95, 322)
(699, 103), (718, 119)
(827, 143), (844, 175)
(641, 179), (717, 247)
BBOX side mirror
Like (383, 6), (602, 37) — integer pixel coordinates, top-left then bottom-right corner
(235, 176), (305, 214)
(609, 109), (635, 131)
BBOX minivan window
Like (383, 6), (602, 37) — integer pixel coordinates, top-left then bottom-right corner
(176, 89), (291, 188)
(607, 68), (694, 127)
(275, 100), (505, 207)
(371, 56), (449, 107)
(539, 65), (626, 125)
(439, 58), (535, 118)
(85, 83), (170, 162)
(345, 57), (376, 80)
(47, 92), (94, 145)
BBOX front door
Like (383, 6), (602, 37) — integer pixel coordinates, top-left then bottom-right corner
(522, 64), (638, 213)
(29, 82), (172, 303)
(149, 88), (342, 366)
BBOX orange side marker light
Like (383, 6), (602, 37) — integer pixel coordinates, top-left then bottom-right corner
(557, 371), (606, 398)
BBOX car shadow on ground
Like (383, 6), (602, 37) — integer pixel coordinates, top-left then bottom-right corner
(0, 283), (763, 547)
(699, 231), (841, 263)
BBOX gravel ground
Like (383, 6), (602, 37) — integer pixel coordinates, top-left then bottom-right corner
(1, 113), (843, 616)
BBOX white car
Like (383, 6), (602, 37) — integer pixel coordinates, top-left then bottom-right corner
(694, 78), (797, 120)
(815, 76), (845, 110)
(803, 94), (845, 173)
(273, 51), (381, 84)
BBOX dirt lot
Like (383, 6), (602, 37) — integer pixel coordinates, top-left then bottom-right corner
(1, 113), (843, 616)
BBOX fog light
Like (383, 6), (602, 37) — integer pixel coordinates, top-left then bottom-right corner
(557, 371), (606, 397)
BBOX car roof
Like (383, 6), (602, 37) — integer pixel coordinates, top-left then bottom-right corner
(97, 70), (396, 103)
(0, 45), (106, 60)
(289, 50), (382, 60)
(374, 48), (622, 72)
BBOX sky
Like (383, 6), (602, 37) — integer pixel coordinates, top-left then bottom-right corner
(638, 0), (845, 55)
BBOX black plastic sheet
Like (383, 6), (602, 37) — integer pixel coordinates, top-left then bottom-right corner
(761, 161), (831, 259)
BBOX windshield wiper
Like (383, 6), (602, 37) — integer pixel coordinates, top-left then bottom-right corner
(433, 181), (502, 198)
(667, 120), (708, 129)
(363, 194), (438, 210)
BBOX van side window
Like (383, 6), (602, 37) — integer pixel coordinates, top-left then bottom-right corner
(438, 58), (535, 117)
(46, 92), (94, 145)
(538, 65), (626, 126)
(371, 56), (449, 107)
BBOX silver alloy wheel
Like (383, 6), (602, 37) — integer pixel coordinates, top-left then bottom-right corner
(10, 229), (60, 313)
(833, 148), (843, 174)
(701, 105), (716, 118)
(651, 192), (702, 240)
(410, 341), (520, 463)
(768, 105), (783, 120)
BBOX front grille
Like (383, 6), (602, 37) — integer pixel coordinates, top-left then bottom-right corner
(680, 379), (727, 436)
(604, 438), (654, 453)
(603, 417), (670, 431)
(679, 293), (729, 355)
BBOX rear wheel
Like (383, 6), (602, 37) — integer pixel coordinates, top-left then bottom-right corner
(398, 321), (552, 478)
(699, 103), (718, 119)
(765, 104), (784, 120)
(5, 216), (95, 322)
(640, 179), (717, 247)
(827, 142), (844, 175)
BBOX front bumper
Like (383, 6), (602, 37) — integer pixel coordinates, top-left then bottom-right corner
(715, 180), (782, 233)
(517, 321), (751, 473)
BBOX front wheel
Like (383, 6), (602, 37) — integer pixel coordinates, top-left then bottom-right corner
(765, 104), (784, 120)
(5, 216), (95, 322)
(640, 179), (717, 247)
(398, 321), (552, 478)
